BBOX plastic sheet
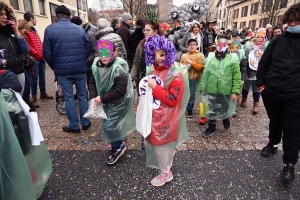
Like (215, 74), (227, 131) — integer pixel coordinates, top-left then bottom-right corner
(0, 92), (36, 200)
(144, 62), (190, 170)
(1, 89), (52, 198)
(199, 52), (242, 120)
(91, 57), (136, 143)
(84, 99), (108, 119)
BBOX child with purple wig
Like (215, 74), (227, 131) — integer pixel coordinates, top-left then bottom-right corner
(141, 35), (190, 187)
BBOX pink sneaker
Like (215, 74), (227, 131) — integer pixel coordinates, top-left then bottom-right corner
(150, 170), (173, 187)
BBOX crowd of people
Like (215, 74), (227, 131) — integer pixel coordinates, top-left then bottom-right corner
(0, 1), (300, 197)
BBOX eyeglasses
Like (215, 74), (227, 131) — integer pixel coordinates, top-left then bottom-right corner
(143, 29), (152, 33)
(188, 44), (198, 47)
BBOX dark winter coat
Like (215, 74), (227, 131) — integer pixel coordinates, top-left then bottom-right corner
(0, 26), (29, 74)
(256, 32), (300, 100)
(43, 17), (91, 76)
(118, 22), (132, 61)
(0, 70), (22, 92)
(130, 28), (144, 56)
(83, 23), (98, 70)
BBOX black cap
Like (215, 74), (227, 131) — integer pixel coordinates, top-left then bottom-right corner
(71, 16), (82, 25)
(55, 5), (71, 16)
(187, 38), (198, 45)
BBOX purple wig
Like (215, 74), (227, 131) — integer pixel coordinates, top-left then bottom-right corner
(144, 35), (176, 68)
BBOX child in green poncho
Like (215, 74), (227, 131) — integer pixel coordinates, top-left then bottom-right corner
(89, 40), (135, 165)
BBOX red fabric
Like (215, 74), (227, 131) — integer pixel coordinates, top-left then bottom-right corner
(147, 66), (184, 146)
(26, 29), (44, 60)
(0, 70), (5, 75)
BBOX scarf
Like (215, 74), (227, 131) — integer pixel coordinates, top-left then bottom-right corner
(191, 32), (201, 49)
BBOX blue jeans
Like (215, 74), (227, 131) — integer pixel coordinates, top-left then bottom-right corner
(31, 60), (46, 96)
(22, 67), (32, 104)
(187, 79), (197, 111)
(57, 73), (90, 130)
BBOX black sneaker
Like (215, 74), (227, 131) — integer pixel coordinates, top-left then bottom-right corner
(202, 120), (216, 137)
(62, 126), (81, 133)
(82, 122), (91, 130)
(222, 118), (230, 129)
(281, 163), (295, 182)
(187, 110), (193, 118)
(261, 143), (278, 158)
(106, 144), (127, 165)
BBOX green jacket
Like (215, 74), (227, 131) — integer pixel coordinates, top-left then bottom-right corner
(200, 52), (242, 95)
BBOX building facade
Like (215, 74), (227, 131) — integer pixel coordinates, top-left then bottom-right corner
(4, 0), (89, 40)
(157, 0), (173, 22)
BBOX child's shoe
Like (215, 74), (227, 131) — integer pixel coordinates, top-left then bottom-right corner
(106, 143), (127, 165)
(187, 110), (193, 118)
(150, 170), (173, 187)
(199, 117), (207, 125)
(222, 118), (230, 129)
(202, 120), (216, 137)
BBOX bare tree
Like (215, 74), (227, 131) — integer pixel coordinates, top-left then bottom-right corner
(258, 0), (290, 25)
(200, 0), (218, 23)
(109, 0), (148, 18)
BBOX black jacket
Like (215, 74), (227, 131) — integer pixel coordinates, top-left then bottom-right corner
(0, 31), (26, 74)
(202, 29), (217, 49)
(88, 61), (128, 103)
(130, 28), (144, 57)
(256, 32), (300, 100)
(118, 22), (132, 60)
(0, 70), (22, 92)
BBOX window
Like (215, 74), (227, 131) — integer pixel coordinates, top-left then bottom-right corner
(235, 9), (239, 19)
(77, 0), (82, 9)
(39, 0), (45, 15)
(82, 0), (87, 11)
(9, 0), (19, 10)
(70, 10), (76, 17)
(50, 3), (58, 23)
(219, 10), (222, 19)
(250, 3), (259, 15)
(221, 22), (225, 28)
(280, 0), (288, 8)
(249, 20), (256, 30)
(223, 9), (226, 18)
(240, 21), (246, 29)
(24, 0), (34, 12)
(241, 6), (248, 17)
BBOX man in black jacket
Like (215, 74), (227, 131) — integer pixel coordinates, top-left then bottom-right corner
(202, 19), (217, 57)
(256, 3), (300, 183)
(118, 13), (133, 67)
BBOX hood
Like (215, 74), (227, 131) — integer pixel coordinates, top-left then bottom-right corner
(95, 27), (114, 40)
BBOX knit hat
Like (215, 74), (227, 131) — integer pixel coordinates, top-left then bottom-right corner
(71, 16), (82, 25)
(265, 24), (272, 29)
(97, 18), (109, 30)
(55, 5), (71, 16)
(122, 13), (132, 22)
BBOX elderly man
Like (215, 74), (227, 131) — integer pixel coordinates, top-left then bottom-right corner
(43, 5), (91, 133)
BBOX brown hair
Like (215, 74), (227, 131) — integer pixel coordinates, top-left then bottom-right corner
(140, 21), (164, 45)
(282, 3), (300, 24)
(0, 2), (16, 22)
(18, 19), (30, 31)
(190, 23), (200, 32)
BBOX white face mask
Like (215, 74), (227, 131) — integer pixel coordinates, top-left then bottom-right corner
(216, 38), (228, 52)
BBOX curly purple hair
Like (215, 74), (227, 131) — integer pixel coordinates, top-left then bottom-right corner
(144, 35), (176, 68)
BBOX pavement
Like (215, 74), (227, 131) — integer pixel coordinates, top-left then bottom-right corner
(34, 67), (300, 199)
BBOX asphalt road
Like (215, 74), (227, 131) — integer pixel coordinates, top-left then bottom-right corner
(39, 150), (300, 200)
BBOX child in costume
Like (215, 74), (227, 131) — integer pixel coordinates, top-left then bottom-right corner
(89, 40), (135, 165)
(240, 28), (269, 114)
(180, 38), (205, 118)
(200, 34), (242, 137)
(142, 35), (189, 187)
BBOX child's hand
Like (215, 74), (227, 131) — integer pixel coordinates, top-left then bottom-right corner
(1, 59), (6, 66)
(232, 94), (238, 103)
(186, 59), (193, 64)
(148, 79), (157, 89)
(94, 96), (101, 104)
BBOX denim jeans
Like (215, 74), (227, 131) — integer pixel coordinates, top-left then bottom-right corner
(22, 67), (32, 104)
(31, 60), (46, 96)
(57, 73), (90, 130)
(111, 140), (122, 151)
(186, 79), (197, 111)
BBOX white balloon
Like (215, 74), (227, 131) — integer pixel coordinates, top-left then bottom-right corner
(200, 7), (205, 14)
(192, 13), (198, 18)
(179, 18), (184, 22)
(204, 5), (210, 11)
(200, 0), (206, 4)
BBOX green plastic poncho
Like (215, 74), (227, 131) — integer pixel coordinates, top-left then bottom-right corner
(91, 57), (136, 142)
(1, 89), (52, 199)
(144, 63), (190, 171)
(199, 52), (242, 120)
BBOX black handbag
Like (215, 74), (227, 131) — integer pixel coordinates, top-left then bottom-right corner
(25, 54), (35, 68)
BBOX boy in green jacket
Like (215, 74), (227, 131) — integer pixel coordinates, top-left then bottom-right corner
(200, 34), (242, 137)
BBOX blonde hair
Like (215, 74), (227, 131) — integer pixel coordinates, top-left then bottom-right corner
(17, 19), (30, 31)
